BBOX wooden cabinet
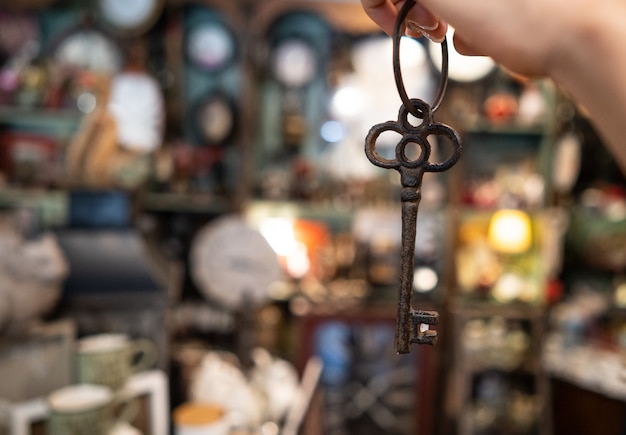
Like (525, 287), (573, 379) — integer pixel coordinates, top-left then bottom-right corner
(436, 71), (561, 434)
(449, 303), (550, 435)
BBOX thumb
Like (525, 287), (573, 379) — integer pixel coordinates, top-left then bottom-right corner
(452, 32), (485, 56)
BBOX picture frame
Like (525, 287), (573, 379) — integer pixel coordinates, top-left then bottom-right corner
(297, 307), (438, 435)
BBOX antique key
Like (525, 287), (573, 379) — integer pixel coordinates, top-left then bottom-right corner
(364, 0), (462, 354)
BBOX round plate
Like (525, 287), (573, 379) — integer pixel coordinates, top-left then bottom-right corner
(97, 0), (163, 36)
(186, 21), (236, 72)
(190, 216), (283, 311)
(271, 37), (318, 88)
(193, 92), (236, 145)
(53, 28), (122, 73)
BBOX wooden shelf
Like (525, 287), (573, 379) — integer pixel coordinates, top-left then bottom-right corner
(451, 300), (545, 319)
(464, 120), (547, 136)
(0, 187), (68, 227)
(0, 106), (82, 138)
(138, 191), (233, 214)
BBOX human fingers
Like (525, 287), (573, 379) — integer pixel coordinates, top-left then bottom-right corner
(360, 0), (400, 36)
(361, 0), (447, 42)
(452, 32), (484, 57)
(421, 0), (557, 76)
(417, 0), (503, 49)
(404, 3), (447, 42)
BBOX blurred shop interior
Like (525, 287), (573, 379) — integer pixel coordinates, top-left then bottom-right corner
(0, 0), (625, 434)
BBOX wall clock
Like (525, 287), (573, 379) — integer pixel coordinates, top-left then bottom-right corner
(97, 0), (163, 36)
(271, 37), (318, 88)
(186, 21), (236, 72)
(190, 216), (283, 311)
(192, 92), (236, 145)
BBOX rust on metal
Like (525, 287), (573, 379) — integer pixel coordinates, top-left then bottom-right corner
(364, 0), (462, 354)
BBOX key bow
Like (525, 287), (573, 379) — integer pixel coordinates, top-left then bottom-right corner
(365, 98), (462, 190)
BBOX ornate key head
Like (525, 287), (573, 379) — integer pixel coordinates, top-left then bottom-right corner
(365, 98), (462, 192)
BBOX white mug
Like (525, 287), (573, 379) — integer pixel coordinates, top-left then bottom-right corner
(47, 384), (134, 435)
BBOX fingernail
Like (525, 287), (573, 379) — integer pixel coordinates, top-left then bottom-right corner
(407, 20), (444, 43)
(422, 30), (444, 44)
(407, 19), (438, 32)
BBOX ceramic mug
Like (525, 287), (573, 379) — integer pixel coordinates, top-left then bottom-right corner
(47, 384), (135, 435)
(76, 333), (157, 390)
(173, 402), (230, 435)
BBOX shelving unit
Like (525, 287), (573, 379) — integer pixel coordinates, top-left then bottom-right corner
(4, 2), (625, 435)
(450, 302), (550, 435)
(435, 70), (561, 434)
(0, 106), (82, 136)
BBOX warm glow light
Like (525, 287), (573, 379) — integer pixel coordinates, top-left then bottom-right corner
(330, 86), (364, 119)
(259, 217), (311, 278)
(259, 218), (297, 257)
(615, 282), (626, 308)
(413, 266), (439, 293)
(487, 209), (532, 254)
(285, 242), (310, 279)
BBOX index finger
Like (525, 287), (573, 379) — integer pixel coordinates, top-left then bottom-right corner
(361, 0), (446, 41)
(360, 0), (399, 36)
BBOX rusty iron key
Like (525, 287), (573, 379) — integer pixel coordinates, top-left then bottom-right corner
(364, 0), (462, 354)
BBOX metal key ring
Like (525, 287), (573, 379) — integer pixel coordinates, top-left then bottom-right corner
(393, 0), (449, 118)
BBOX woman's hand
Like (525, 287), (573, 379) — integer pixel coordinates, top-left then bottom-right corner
(360, 0), (626, 174)
(360, 0), (579, 78)
(360, 0), (447, 42)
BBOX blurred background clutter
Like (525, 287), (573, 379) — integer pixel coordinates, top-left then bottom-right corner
(0, 0), (624, 434)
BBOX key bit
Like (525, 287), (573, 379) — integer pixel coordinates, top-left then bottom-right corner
(411, 310), (439, 345)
